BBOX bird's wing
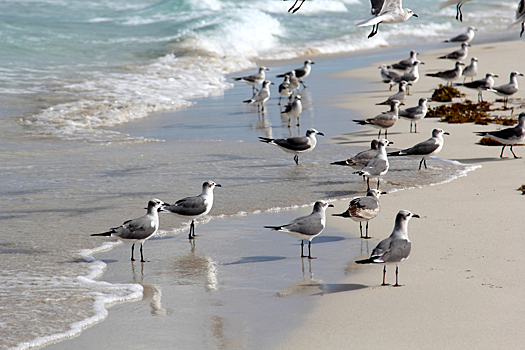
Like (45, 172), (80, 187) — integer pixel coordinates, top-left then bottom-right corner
(485, 126), (525, 140)
(439, 0), (459, 11)
(283, 214), (324, 236)
(117, 216), (155, 239)
(400, 138), (440, 156)
(382, 0), (402, 14)
(164, 196), (207, 216)
(370, 0), (386, 14)
(274, 136), (311, 151)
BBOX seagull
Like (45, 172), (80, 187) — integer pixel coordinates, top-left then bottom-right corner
(282, 95), (303, 127)
(288, 70), (301, 94)
(332, 189), (386, 239)
(398, 97), (428, 133)
(455, 72), (497, 102)
(278, 75), (292, 105)
(353, 139), (392, 191)
(379, 64), (402, 90)
(160, 181), (221, 239)
(91, 198), (167, 262)
(426, 61), (465, 85)
(376, 80), (409, 105)
(243, 80), (274, 112)
(354, 100), (402, 139)
(392, 61), (424, 93)
(389, 50), (419, 71)
(264, 201), (334, 259)
(510, 0), (525, 37)
(388, 128), (450, 170)
(287, 0), (306, 13)
(475, 113), (525, 158)
(462, 57), (478, 83)
(331, 139), (379, 170)
(277, 60), (315, 88)
(439, 0), (474, 21)
(259, 128), (324, 165)
(439, 42), (470, 61)
(488, 71), (524, 109)
(356, 210), (419, 286)
(444, 26), (477, 43)
(234, 67), (269, 93)
(354, 0), (418, 39)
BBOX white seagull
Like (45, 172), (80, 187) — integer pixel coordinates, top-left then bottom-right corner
(356, 210), (419, 286)
(353, 139), (392, 191)
(444, 26), (477, 43)
(282, 95), (303, 127)
(388, 128), (450, 170)
(91, 198), (167, 262)
(243, 80), (274, 112)
(264, 201), (334, 259)
(354, 100), (402, 139)
(160, 181), (221, 239)
(259, 128), (324, 165)
(488, 71), (524, 109)
(454, 72), (498, 102)
(234, 67), (269, 93)
(354, 0), (418, 39)
(398, 97), (429, 133)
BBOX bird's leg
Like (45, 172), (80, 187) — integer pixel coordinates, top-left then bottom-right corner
(368, 24), (379, 39)
(385, 129), (388, 138)
(510, 145), (521, 159)
(131, 243), (135, 261)
(294, 155), (299, 165)
(307, 240), (316, 259)
(376, 178), (380, 190)
(418, 158), (424, 171)
(366, 177), (370, 191)
(278, 96), (282, 105)
(424, 159), (428, 169)
(365, 221), (371, 239)
(189, 220), (195, 239)
(381, 265), (389, 286)
(410, 121), (413, 133)
(393, 265), (403, 287)
(500, 145), (506, 158)
(300, 240), (306, 258)
(377, 130), (381, 139)
(456, 3), (460, 21)
(296, 117), (300, 126)
(359, 222), (363, 238)
(140, 243), (145, 263)
(301, 81), (308, 89)
(521, 22), (524, 37)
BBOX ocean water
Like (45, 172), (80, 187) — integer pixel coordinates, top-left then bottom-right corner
(0, 0), (514, 349)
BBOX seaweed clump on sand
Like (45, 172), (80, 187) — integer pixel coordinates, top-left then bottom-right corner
(430, 84), (465, 102)
(427, 100), (518, 125)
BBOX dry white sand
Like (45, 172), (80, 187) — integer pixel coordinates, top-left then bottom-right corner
(280, 39), (525, 349)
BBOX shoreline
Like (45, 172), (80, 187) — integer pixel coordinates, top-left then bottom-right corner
(41, 34), (525, 349)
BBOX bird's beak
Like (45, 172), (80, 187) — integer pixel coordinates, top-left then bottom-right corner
(400, 102), (406, 106)
(412, 214), (420, 218)
(494, 75), (499, 78)
(444, 132), (450, 135)
(270, 82), (275, 85)
(265, 67), (270, 71)
(215, 184), (222, 187)
(318, 132), (325, 136)
(381, 191), (388, 195)
(419, 61), (426, 65)
(387, 140), (394, 145)
(413, 13), (418, 17)
(328, 204), (334, 208)
(311, 62), (315, 64)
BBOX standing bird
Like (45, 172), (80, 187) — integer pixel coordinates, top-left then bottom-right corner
(259, 128), (324, 165)
(356, 210), (419, 286)
(475, 113), (525, 158)
(444, 26), (477, 43)
(91, 199), (167, 262)
(160, 181), (221, 239)
(264, 201), (334, 259)
(288, 70), (301, 95)
(332, 189), (386, 239)
(331, 139), (379, 170)
(243, 80), (273, 112)
(282, 95), (302, 127)
(389, 50), (419, 71)
(379, 64), (402, 90)
(353, 139), (392, 191)
(398, 97), (428, 133)
(454, 72), (498, 102)
(354, 0), (418, 39)
(354, 100), (402, 138)
(376, 80), (409, 105)
(439, 42), (470, 61)
(426, 61), (465, 86)
(234, 67), (269, 93)
(277, 60), (315, 88)
(439, 0), (475, 22)
(388, 128), (450, 170)
(278, 75), (292, 105)
(510, 0), (525, 37)
(488, 71), (524, 109)
(392, 61), (424, 93)
(462, 57), (478, 83)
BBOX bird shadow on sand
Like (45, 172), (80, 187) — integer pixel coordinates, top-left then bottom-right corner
(316, 283), (368, 295)
(223, 256), (287, 265)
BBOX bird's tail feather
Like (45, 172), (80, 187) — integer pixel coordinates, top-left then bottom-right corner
(331, 160), (350, 166)
(258, 137), (273, 143)
(355, 258), (375, 264)
(353, 119), (368, 125)
(243, 99), (253, 104)
(264, 225), (282, 231)
(332, 212), (351, 218)
(91, 231), (112, 237)
(387, 151), (401, 157)
(354, 15), (382, 27)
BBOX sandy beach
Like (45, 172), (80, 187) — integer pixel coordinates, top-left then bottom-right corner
(40, 36), (525, 350)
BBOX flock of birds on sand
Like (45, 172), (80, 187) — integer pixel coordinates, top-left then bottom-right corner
(92, 0), (525, 287)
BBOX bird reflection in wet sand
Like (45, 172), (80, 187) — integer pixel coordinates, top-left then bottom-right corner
(131, 263), (167, 316)
(276, 259), (322, 297)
